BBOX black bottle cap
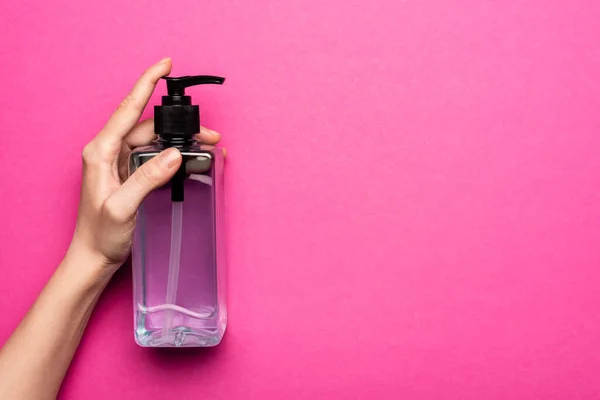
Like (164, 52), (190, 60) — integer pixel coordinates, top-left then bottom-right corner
(155, 75), (225, 136)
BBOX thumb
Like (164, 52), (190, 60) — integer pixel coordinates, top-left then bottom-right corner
(110, 148), (182, 218)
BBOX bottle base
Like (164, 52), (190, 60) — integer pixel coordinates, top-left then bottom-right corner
(135, 306), (225, 347)
(135, 326), (224, 347)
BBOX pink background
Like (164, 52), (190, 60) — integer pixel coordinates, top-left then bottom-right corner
(1, 1), (600, 398)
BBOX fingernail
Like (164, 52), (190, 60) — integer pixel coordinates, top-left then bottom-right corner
(159, 148), (180, 168)
(158, 57), (171, 64)
(208, 129), (220, 136)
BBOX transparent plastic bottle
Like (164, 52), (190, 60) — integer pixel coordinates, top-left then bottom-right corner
(129, 75), (226, 347)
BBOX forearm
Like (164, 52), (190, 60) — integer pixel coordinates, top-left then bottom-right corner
(0, 245), (112, 400)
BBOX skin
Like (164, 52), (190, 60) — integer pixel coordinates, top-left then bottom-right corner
(0, 58), (224, 400)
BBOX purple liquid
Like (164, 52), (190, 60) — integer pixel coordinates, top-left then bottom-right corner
(133, 175), (223, 347)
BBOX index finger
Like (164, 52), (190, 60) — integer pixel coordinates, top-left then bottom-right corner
(98, 57), (172, 146)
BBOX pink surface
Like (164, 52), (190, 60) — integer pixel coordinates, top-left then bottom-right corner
(1, 1), (600, 398)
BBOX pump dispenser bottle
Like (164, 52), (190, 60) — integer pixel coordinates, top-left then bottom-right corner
(129, 75), (226, 347)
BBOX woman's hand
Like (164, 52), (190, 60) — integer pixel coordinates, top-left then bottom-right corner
(0, 58), (228, 400)
(70, 58), (223, 275)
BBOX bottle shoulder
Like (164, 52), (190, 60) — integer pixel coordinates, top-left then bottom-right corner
(131, 143), (223, 159)
(129, 144), (223, 173)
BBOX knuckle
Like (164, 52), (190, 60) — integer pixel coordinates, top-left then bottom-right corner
(82, 142), (102, 165)
(119, 93), (134, 109)
(82, 141), (113, 165)
(82, 143), (95, 164)
(119, 93), (142, 113)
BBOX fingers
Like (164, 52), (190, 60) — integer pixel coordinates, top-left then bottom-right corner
(124, 122), (220, 149)
(126, 122), (221, 149)
(125, 119), (156, 149)
(99, 58), (172, 147)
(196, 126), (221, 145)
(107, 148), (182, 219)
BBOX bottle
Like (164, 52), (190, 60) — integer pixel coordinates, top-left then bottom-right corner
(129, 75), (226, 347)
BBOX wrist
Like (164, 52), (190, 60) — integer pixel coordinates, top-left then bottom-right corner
(61, 240), (116, 290)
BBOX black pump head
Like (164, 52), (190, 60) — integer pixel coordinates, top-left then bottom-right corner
(155, 75), (225, 136)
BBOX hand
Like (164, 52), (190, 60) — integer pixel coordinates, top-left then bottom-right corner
(70, 58), (223, 275)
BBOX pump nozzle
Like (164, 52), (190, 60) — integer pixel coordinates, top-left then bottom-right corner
(163, 75), (225, 96)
